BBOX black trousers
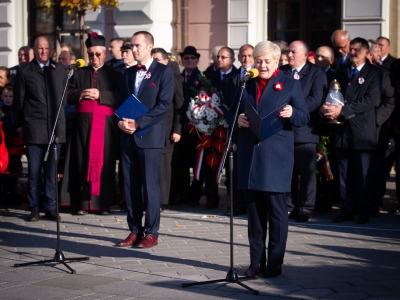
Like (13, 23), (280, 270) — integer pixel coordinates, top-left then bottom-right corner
(336, 148), (374, 216)
(246, 190), (288, 267)
(287, 143), (317, 215)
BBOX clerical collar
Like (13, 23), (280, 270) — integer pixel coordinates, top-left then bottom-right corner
(36, 59), (50, 69)
(292, 62), (306, 73)
(381, 55), (388, 61)
(92, 64), (104, 71)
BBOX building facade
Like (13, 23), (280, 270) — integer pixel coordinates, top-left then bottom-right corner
(0, 0), (398, 71)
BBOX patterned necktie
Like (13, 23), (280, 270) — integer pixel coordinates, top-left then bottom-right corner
(350, 68), (358, 78)
(186, 73), (190, 82)
(222, 73), (226, 80)
(136, 64), (146, 71)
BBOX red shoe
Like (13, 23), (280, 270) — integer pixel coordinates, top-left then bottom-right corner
(137, 234), (158, 248)
(116, 233), (142, 247)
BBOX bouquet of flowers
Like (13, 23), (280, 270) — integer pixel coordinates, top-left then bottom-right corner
(185, 73), (229, 183)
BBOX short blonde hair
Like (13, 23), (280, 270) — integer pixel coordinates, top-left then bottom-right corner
(253, 41), (281, 62)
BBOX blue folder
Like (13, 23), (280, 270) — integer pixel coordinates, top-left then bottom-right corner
(115, 94), (149, 137)
(244, 99), (286, 143)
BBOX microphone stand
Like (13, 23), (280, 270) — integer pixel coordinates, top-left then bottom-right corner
(14, 68), (90, 274)
(182, 78), (259, 295)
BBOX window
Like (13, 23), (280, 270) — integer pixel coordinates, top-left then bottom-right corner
(269, 0), (341, 51)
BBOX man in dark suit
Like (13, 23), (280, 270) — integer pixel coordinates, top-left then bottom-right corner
(220, 44), (254, 216)
(331, 30), (352, 70)
(367, 39), (395, 216)
(13, 36), (67, 221)
(206, 46), (239, 91)
(320, 37), (383, 225)
(105, 38), (124, 68)
(117, 31), (174, 248)
(315, 46), (336, 86)
(151, 47), (184, 207)
(377, 37), (397, 71)
(9, 46), (34, 86)
(280, 40), (327, 222)
(174, 46), (202, 206)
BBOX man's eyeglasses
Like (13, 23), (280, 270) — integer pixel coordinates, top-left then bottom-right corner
(316, 55), (332, 60)
(183, 56), (197, 61)
(217, 55), (232, 60)
(88, 51), (104, 58)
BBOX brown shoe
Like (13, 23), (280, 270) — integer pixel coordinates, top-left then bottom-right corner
(137, 234), (158, 248)
(116, 233), (142, 247)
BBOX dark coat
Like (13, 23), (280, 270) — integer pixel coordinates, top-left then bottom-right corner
(381, 53), (397, 71)
(60, 65), (122, 209)
(326, 68), (336, 87)
(280, 62), (327, 143)
(206, 66), (239, 92)
(333, 54), (352, 70)
(119, 60), (174, 149)
(376, 66), (395, 149)
(13, 59), (67, 144)
(163, 73), (185, 153)
(332, 60), (383, 150)
(226, 71), (309, 192)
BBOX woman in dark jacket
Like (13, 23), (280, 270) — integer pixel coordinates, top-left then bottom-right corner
(226, 41), (309, 278)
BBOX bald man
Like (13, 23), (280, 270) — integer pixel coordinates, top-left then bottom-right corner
(315, 46), (336, 86)
(331, 30), (352, 70)
(280, 40), (327, 222)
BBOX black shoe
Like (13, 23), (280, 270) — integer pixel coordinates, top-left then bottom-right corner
(75, 209), (88, 215)
(370, 211), (380, 218)
(332, 212), (354, 223)
(288, 210), (298, 219)
(263, 264), (282, 278)
(118, 201), (127, 209)
(28, 210), (40, 222)
(393, 204), (400, 214)
(160, 205), (165, 212)
(226, 207), (247, 216)
(97, 209), (111, 215)
(44, 210), (61, 221)
(188, 199), (200, 207)
(295, 212), (309, 223)
(356, 215), (369, 224)
(202, 201), (218, 210)
(245, 263), (259, 278)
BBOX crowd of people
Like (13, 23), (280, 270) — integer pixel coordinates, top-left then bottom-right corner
(0, 29), (399, 270)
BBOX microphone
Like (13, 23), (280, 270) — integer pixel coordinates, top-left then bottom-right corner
(240, 68), (259, 82)
(64, 59), (85, 69)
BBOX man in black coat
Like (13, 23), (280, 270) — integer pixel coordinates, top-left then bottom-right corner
(14, 36), (67, 221)
(151, 48), (185, 207)
(331, 30), (352, 70)
(280, 40), (327, 222)
(377, 37), (397, 71)
(320, 37), (383, 225)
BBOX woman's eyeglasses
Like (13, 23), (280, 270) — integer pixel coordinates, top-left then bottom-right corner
(88, 51), (104, 58)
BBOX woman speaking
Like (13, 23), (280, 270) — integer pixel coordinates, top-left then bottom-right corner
(226, 41), (309, 278)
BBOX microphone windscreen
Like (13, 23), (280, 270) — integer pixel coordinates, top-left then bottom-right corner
(249, 68), (259, 78)
(75, 59), (85, 68)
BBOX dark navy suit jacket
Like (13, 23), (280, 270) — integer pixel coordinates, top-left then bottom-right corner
(119, 60), (174, 149)
(226, 71), (309, 192)
(280, 62), (327, 143)
(333, 60), (383, 150)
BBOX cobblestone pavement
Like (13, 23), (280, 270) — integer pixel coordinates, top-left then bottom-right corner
(0, 177), (399, 299)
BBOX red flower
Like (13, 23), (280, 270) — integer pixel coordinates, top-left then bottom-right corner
(187, 123), (196, 134)
(274, 82), (283, 91)
(214, 140), (225, 153)
(196, 134), (212, 151)
(214, 127), (226, 139)
(206, 153), (218, 167)
(91, 32), (99, 39)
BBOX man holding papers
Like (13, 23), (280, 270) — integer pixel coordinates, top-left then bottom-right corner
(116, 31), (174, 249)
